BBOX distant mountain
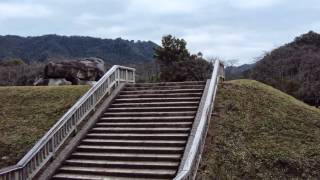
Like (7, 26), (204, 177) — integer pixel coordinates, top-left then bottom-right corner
(248, 31), (320, 106)
(225, 63), (254, 80)
(0, 35), (158, 64)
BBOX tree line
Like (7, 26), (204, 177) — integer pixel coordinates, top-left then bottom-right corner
(0, 34), (214, 86)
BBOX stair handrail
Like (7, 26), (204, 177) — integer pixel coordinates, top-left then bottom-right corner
(174, 60), (224, 180)
(0, 65), (135, 180)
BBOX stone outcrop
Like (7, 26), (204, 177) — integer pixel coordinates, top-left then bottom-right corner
(34, 57), (106, 86)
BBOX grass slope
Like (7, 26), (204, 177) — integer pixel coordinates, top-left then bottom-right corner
(197, 80), (320, 179)
(0, 85), (89, 168)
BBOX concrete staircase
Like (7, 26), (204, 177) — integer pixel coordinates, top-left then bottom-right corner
(51, 81), (206, 180)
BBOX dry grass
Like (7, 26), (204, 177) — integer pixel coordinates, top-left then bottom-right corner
(197, 80), (320, 179)
(0, 85), (89, 168)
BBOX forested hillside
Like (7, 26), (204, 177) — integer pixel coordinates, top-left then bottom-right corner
(0, 35), (158, 64)
(249, 31), (320, 106)
(225, 31), (320, 106)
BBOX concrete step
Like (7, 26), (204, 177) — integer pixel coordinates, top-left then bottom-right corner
(124, 85), (205, 91)
(81, 139), (186, 147)
(106, 106), (198, 112)
(86, 133), (189, 140)
(76, 145), (184, 154)
(64, 159), (179, 169)
(114, 97), (200, 103)
(50, 80), (207, 180)
(118, 93), (202, 99)
(110, 101), (199, 108)
(126, 81), (205, 87)
(95, 122), (192, 128)
(90, 127), (190, 134)
(57, 166), (176, 179)
(103, 111), (196, 117)
(53, 173), (169, 180)
(70, 152), (181, 162)
(99, 116), (194, 123)
(120, 89), (204, 95)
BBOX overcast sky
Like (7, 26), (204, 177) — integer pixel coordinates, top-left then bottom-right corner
(0, 0), (319, 64)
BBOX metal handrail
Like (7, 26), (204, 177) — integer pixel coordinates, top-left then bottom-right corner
(0, 65), (135, 180)
(174, 60), (224, 180)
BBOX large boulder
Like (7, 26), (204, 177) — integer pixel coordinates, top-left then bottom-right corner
(44, 57), (106, 85)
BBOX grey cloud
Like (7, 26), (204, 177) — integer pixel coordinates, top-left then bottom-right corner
(0, 0), (319, 64)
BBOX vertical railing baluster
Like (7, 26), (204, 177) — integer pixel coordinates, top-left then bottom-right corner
(118, 68), (121, 83)
(133, 70), (135, 83)
(125, 69), (128, 81)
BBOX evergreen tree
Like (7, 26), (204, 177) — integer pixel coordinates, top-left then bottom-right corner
(154, 35), (212, 82)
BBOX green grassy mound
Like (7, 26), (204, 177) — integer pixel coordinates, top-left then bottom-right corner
(0, 85), (89, 168)
(197, 80), (320, 179)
